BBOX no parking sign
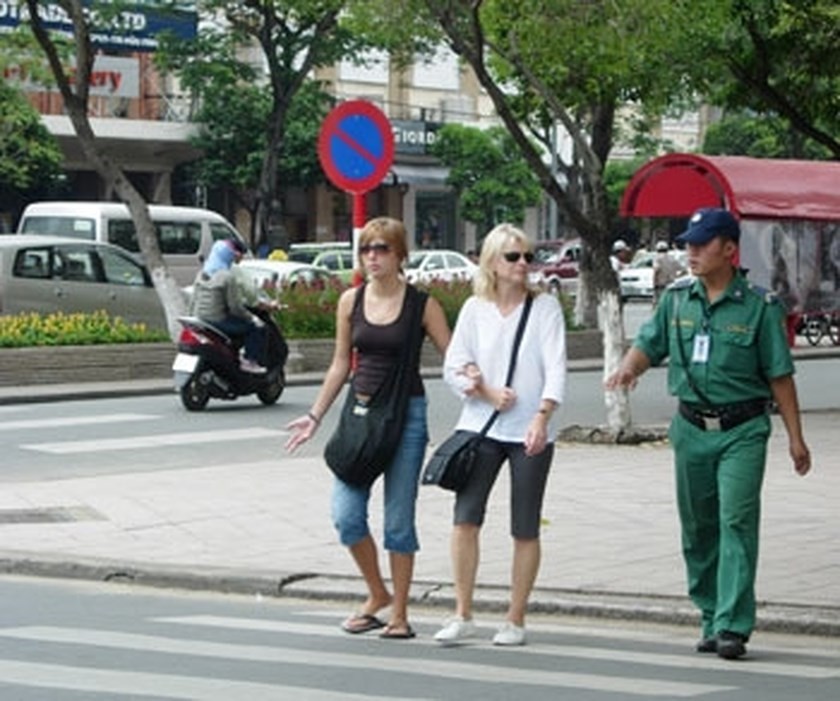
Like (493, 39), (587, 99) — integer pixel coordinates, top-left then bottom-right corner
(318, 100), (394, 195)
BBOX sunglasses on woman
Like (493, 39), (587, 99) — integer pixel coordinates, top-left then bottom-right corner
(502, 251), (535, 263)
(359, 243), (391, 255)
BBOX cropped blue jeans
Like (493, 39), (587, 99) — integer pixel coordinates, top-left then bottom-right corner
(331, 396), (428, 554)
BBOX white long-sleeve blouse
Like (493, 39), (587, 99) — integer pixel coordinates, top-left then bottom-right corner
(443, 292), (567, 442)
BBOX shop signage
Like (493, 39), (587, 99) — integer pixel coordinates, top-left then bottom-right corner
(4, 55), (139, 98)
(0, 1), (197, 52)
(391, 119), (442, 155)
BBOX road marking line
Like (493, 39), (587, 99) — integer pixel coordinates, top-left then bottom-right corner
(20, 427), (285, 454)
(0, 659), (404, 701)
(0, 413), (156, 432)
(0, 625), (732, 697)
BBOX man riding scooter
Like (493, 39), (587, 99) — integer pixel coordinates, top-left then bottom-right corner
(189, 238), (267, 373)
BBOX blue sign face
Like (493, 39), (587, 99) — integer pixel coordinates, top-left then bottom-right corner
(318, 101), (394, 194)
(0, 1), (197, 53)
(329, 114), (386, 181)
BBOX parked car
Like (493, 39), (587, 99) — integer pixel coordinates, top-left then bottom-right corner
(312, 249), (355, 283)
(533, 238), (581, 295)
(404, 249), (478, 284)
(619, 250), (689, 300)
(0, 235), (166, 329)
(288, 241), (351, 264)
(16, 201), (246, 287)
(236, 259), (337, 295)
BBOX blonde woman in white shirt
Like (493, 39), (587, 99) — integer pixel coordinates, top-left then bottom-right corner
(434, 223), (567, 646)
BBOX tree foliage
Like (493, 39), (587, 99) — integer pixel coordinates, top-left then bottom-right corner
(696, 0), (840, 158)
(0, 82), (63, 215)
(703, 112), (833, 160)
(431, 124), (541, 233)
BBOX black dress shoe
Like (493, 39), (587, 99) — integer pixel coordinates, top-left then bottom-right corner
(716, 631), (747, 659)
(695, 636), (717, 653)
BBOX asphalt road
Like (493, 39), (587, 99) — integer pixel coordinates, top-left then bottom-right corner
(1, 576), (838, 701)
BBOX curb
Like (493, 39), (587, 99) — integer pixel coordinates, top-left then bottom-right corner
(2, 553), (838, 637)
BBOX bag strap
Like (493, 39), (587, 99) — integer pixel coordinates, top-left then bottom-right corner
(478, 294), (534, 436)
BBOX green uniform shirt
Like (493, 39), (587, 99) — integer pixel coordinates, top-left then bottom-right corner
(634, 270), (794, 406)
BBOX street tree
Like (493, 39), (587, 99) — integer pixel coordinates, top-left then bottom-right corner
(170, 56), (331, 239)
(157, 0), (366, 251)
(431, 124), (541, 235)
(366, 0), (723, 433)
(20, 0), (187, 338)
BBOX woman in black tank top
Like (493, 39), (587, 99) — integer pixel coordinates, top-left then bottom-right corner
(285, 217), (450, 639)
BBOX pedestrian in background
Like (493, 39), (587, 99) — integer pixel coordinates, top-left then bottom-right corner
(605, 208), (811, 660)
(610, 239), (632, 272)
(285, 217), (450, 640)
(434, 223), (567, 647)
(652, 240), (683, 306)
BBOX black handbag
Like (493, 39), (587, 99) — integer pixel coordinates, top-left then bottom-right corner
(324, 284), (427, 487)
(422, 294), (533, 492)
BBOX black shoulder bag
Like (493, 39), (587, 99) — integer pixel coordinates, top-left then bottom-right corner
(324, 284), (427, 487)
(422, 294), (533, 492)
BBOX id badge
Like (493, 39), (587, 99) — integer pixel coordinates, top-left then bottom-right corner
(692, 333), (710, 363)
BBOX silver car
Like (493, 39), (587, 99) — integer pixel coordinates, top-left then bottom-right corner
(0, 235), (166, 329)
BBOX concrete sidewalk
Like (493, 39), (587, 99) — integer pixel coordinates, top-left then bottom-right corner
(0, 353), (838, 638)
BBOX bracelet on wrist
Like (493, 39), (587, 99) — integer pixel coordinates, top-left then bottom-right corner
(307, 411), (321, 425)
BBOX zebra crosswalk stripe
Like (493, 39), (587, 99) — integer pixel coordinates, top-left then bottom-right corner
(0, 626), (733, 697)
(21, 427), (285, 454)
(0, 659), (404, 701)
(0, 413), (156, 432)
(158, 615), (840, 680)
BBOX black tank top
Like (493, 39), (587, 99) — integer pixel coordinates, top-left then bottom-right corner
(351, 285), (425, 397)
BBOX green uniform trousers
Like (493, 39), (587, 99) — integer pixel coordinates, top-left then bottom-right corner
(669, 412), (771, 639)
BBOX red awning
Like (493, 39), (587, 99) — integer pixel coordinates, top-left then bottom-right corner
(620, 153), (840, 221)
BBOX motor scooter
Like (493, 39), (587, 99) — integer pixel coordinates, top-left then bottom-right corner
(172, 305), (288, 411)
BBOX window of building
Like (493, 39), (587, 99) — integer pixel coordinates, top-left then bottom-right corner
(413, 47), (459, 90)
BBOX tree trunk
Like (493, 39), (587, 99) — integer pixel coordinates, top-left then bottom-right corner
(599, 290), (632, 433)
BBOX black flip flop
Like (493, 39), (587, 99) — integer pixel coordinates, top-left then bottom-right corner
(379, 624), (416, 640)
(341, 613), (386, 634)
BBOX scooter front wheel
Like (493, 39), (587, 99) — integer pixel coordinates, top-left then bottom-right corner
(180, 375), (210, 411)
(257, 369), (286, 406)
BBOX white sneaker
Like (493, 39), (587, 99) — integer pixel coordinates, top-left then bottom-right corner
(434, 616), (479, 644)
(239, 358), (267, 374)
(492, 621), (526, 646)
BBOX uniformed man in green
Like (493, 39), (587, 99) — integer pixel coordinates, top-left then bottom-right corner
(606, 207), (811, 660)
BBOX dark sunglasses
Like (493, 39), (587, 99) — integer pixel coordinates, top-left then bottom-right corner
(359, 243), (391, 255)
(502, 251), (535, 263)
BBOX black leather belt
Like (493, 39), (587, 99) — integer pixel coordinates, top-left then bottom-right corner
(678, 399), (769, 432)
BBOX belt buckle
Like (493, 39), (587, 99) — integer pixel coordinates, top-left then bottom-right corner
(702, 415), (721, 431)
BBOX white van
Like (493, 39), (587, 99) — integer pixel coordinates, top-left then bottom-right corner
(16, 201), (246, 286)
